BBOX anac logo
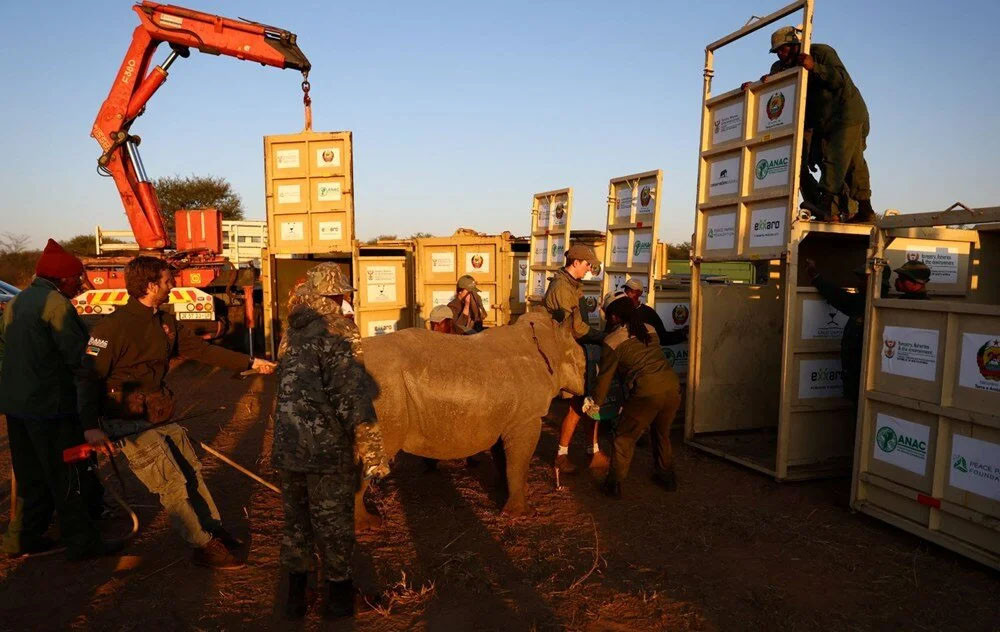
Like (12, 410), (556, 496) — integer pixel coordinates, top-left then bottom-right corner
(977, 338), (1000, 382)
(883, 339), (897, 359)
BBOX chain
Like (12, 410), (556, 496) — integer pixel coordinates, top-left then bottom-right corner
(301, 71), (313, 131)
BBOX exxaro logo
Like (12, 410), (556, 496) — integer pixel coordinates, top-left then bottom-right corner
(753, 219), (780, 232)
(755, 156), (789, 180)
(811, 367), (844, 383)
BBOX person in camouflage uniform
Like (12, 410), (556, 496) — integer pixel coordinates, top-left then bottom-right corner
(274, 262), (387, 620)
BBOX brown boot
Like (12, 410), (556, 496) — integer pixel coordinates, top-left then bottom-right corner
(589, 451), (610, 471)
(192, 537), (245, 570)
(554, 453), (577, 475)
(847, 199), (877, 224)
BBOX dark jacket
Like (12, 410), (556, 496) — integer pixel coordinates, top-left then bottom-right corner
(638, 303), (686, 346)
(77, 297), (250, 430)
(0, 278), (88, 419)
(812, 275), (866, 403)
(593, 323), (674, 406)
(771, 43), (868, 134)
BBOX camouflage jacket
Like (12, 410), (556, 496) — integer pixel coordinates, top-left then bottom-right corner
(273, 298), (380, 473)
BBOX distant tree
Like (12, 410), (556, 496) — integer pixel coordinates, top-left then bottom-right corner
(666, 241), (691, 259)
(154, 175), (245, 235)
(0, 232), (30, 256)
(410, 232), (433, 239)
(363, 234), (399, 245)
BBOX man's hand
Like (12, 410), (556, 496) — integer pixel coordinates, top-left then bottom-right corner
(803, 258), (819, 282)
(796, 53), (814, 71)
(84, 429), (116, 456)
(251, 358), (277, 375)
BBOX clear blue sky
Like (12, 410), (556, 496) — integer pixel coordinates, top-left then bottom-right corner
(1, 0), (997, 249)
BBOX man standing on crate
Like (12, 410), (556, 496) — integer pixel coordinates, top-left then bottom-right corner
(544, 243), (609, 475)
(77, 255), (276, 570)
(744, 26), (874, 224)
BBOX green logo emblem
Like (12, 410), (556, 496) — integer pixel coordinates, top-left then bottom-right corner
(708, 228), (715, 238)
(953, 455), (969, 473)
(755, 159), (769, 180)
(876, 427), (898, 453)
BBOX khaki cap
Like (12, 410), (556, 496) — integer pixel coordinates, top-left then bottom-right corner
(429, 304), (454, 323)
(624, 278), (644, 291)
(894, 259), (931, 283)
(566, 243), (602, 275)
(602, 290), (629, 311)
(770, 25), (801, 52)
(457, 274), (480, 292)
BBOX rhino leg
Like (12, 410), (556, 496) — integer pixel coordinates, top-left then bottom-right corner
(500, 421), (542, 516)
(490, 438), (507, 495)
(354, 478), (383, 532)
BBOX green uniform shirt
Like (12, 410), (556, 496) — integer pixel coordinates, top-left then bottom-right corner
(771, 43), (868, 134)
(543, 268), (600, 341)
(77, 297), (251, 430)
(592, 323), (674, 406)
(0, 278), (88, 419)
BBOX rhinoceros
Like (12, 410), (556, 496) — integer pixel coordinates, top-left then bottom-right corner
(355, 312), (585, 526)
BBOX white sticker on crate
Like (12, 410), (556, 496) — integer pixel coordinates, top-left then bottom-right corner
(904, 247), (959, 284)
(277, 184), (301, 204)
(873, 413), (930, 476)
(712, 100), (743, 145)
(582, 293), (601, 324)
(276, 149), (300, 169)
(757, 83), (796, 132)
(552, 200), (568, 226)
(881, 326), (939, 382)
(637, 183), (655, 215)
(365, 266), (396, 303)
(753, 145), (791, 190)
(609, 273), (627, 294)
(533, 237), (548, 264)
(705, 212), (736, 250)
(479, 290), (492, 314)
(662, 343), (689, 375)
(801, 299), (848, 340)
(531, 271), (548, 298)
(367, 320), (396, 337)
(708, 156), (739, 197)
(749, 205), (786, 248)
(632, 230), (653, 264)
(656, 302), (690, 332)
(466, 252), (490, 274)
(317, 221), (342, 241)
(517, 259), (528, 281)
(537, 200), (550, 229)
(611, 232), (629, 264)
(431, 291), (454, 308)
(615, 186), (633, 218)
(958, 333), (1000, 393)
(280, 221), (304, 241)
(517, 281), (526, 304)
(950, 434), (1000, 501)
(316, 181), (342, 202)
(431, 252), (455, 273)
(798, 358), (844, 399)
(550, 235), (566, 262)
(316, 147), (341, 168)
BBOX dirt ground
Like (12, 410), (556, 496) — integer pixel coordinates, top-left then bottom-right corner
(1, 360), (998, 631)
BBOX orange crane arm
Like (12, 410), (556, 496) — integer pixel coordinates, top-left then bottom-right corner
(92, 1), (310, 250)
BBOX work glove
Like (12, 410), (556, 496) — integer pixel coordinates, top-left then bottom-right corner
(581, 396), (601, 420)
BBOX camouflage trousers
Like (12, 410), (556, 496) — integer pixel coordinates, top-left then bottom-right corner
(102, 419), (221, 547)
(278, 469), (355, 581)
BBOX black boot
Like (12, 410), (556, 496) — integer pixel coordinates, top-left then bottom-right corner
(601, 475), (622, 499)
(847, 199), (877, 224)
(652, 469), (678, 492)
(802, 190), (835, 221)
(285, 572), (308, 619)
(324, 579), (354, 619)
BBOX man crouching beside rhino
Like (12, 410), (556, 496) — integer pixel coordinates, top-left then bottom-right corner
(274, 263), (389, 620)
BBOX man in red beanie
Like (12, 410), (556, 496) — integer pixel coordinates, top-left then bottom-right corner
(0, 239), (121, 559)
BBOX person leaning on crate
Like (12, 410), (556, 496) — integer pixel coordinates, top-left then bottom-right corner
(447, 275), (487, 333)
(891, 259), (931, 300)
(0, 240), (122, 559)
(743, 26), (874, 224)
(273, 263), (389, 620)
(582, 292), (681, 499)
(76, 255), (276, 570)
(544, 243), (610, 475)
(621, 278), (687, 346)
